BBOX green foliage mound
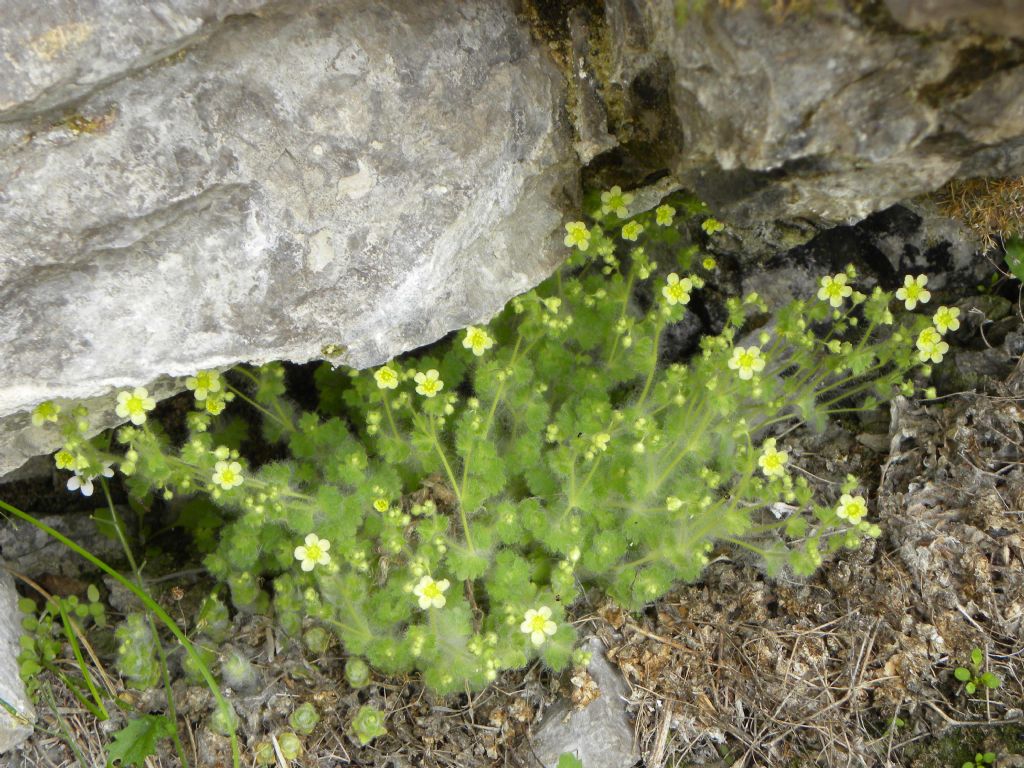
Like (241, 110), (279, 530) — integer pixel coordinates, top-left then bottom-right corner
(34, 190), (946, 694)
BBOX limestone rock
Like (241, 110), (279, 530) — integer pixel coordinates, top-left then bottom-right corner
(0, 0), (574, 477)
(525, 637), (639, 768)
(611, 0), (1024, 251)
(0, 0), (268, 120)
(884, 0), (1024, 39)
(0, 569), (33, 754)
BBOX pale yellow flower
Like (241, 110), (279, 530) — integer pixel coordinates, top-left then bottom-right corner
(600, 185), (633, 218)
(294, 533), (331, 572)
(817, 274), (853, 308)
(701, 218), (724, 235)
(463, 326), (495, 357)
(727, 346), (766, 380)
(662, 273), (693, 306)
(520, 606), (557, 646)
(758, 438), (788, 477)
(374, 365), (400, 390)
(115, 387), (156, 426)
(836, 494), (868, 524)
(621, 221), (644, 242)
(32, 401), (61, 427)
(413, 575), (450, 609)
(54, 450), (76, 470)
(655, 204), (676, 226)
(414, 369), (444, 398)
(932, 306), (960, 334)
(212, 460), (243, 490)
(916, 326), (949, 364)
(185, 370), (221, 401)
(896, 275), (930, 310)
(563, 221), (591, 250)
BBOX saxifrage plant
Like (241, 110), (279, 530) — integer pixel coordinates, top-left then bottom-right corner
(30, 188), (954, 695)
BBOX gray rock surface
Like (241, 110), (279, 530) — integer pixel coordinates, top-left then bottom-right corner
(0, 0), (574, 477)
(6, 0), (1024, 481)
(884, 0), (1024, 39)
(663, 1), (1024, 227)
(526, 637), (639, 768)
(0, 568), (33, 753)
(0, 0), (267, 120)
(601, 0), (1024, 251)
(0, 513), (125, 581)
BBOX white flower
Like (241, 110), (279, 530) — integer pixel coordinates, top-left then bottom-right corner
(294, 534), (331, 572)
(520, 606), (557, 646)
(66, 462), (114, 497)
(412, 575), (450, 609)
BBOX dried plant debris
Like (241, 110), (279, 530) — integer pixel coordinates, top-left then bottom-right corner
(606, 367), (1024, 767)
(938, 177), (1024, 252)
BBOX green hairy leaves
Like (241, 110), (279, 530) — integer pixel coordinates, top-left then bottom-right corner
(35, 189), (948, 694)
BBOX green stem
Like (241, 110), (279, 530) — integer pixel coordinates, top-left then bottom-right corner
(415, 412), (473, 550)
(606, 269), (638, 368)
(381, 391), (401, 441)
(636, 320), (664, 408)
(480, 334), (525, 440)
(817, 374), (895, 411)
(232, 366), (261, 386)
(656, 400), (713, 487)
(0, 498), (240, 768)
(153, 634), (189, 768)
(612, 551), (659, 572)
(324, 615), (373, 642)
(0, 693), (60, 740)
(745, 517), (800, 535)
(231, 367), (295, 427)
(100, 482), (190, 768)
(721, 536), (769, 558)
(458, 334), (525, 501)
(54, 603), (108, 720)
(807, 361), (889, 402)
(44, 659), (106, 720)
(224, 384), (294, 433)
(41, 682), (91, 767)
